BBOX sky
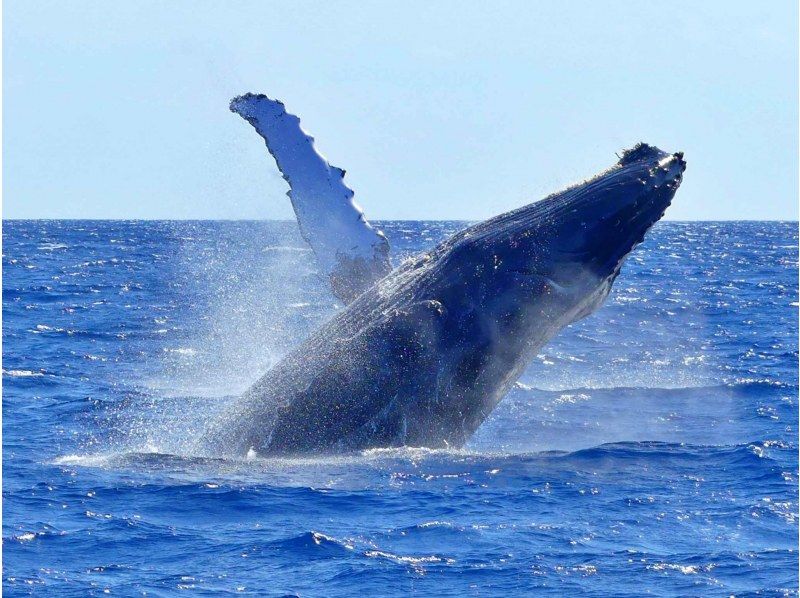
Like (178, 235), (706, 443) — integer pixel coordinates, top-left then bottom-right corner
(3, 1), (798, 221)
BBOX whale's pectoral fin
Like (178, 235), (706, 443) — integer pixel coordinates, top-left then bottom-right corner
(230, 93), (392, 303)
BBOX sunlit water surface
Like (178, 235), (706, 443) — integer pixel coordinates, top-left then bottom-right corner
(3, 220), (798, 596)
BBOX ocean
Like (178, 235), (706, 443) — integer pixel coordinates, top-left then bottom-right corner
(3, 220), (798, 596)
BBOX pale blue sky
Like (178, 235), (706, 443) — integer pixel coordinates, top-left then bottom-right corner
(4, 1), (798, 220)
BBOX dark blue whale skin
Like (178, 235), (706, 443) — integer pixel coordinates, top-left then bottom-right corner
(202, 144), (686, 456)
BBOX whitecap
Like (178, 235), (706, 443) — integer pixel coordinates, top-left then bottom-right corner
(647, 563), (705, 575)
(15, 533), (36, 542)
(3, 369), (43, 377)
(37, 243), (68, 251)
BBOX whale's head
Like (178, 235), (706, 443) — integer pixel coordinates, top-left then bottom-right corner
(436, 143), (685, 351)
(533, 143), (686, 322)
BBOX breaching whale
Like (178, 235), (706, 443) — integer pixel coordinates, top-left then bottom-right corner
(202, 99), (686, 456)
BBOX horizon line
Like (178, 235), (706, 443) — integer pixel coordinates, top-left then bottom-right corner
(2, 217), (798, 224)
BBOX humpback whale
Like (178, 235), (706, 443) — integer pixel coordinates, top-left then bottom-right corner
(202, 99), (686, 456)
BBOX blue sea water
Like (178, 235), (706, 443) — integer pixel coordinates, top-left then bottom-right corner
(2, 219), (798, 596)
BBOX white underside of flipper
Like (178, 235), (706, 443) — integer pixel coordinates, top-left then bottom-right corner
(230, 93), (391, 303)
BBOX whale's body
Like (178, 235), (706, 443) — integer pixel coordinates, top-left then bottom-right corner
(202, 141), (686, 457)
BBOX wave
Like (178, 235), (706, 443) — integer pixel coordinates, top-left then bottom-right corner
(37, 242), (68, 251)
(51, 438), (793, 480)
(513, 378), (797, 395)
(254, 531), (454, 573)
(2, 524), (67, 545)
(555, 439), (790, 466)
(264, 531), (355, 556)
(2, 369), (44, 377)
